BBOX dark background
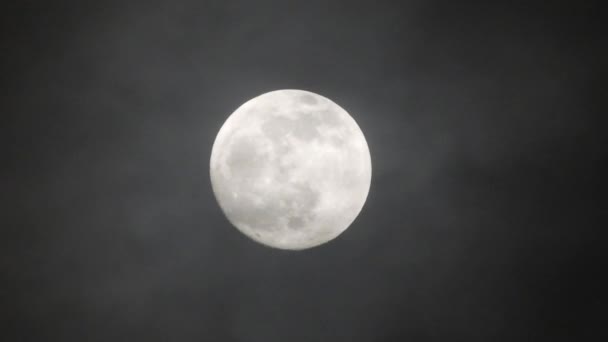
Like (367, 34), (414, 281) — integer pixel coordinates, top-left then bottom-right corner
(2, 1), (604, 341)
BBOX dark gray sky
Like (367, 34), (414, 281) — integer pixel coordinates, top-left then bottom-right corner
(2, 1), (604, 341)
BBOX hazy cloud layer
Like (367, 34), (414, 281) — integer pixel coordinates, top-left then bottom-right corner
(2, 1), (603, 341)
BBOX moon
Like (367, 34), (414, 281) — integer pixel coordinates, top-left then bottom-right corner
(210, 89), (371, 250)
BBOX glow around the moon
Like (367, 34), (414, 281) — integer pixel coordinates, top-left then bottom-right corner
(210, 89), (371, 250)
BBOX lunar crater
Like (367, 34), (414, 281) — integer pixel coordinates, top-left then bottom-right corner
(299, 94), (318, 105)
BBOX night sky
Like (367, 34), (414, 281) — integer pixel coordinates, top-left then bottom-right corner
(2, 1), (604, 341)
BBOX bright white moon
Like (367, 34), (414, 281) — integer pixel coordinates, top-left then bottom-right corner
(210, 89), (371, 250)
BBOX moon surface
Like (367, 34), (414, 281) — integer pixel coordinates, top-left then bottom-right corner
(210, 89), (371, 250)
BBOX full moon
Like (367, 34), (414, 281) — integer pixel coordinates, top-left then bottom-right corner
(210, 89), (371, 250)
